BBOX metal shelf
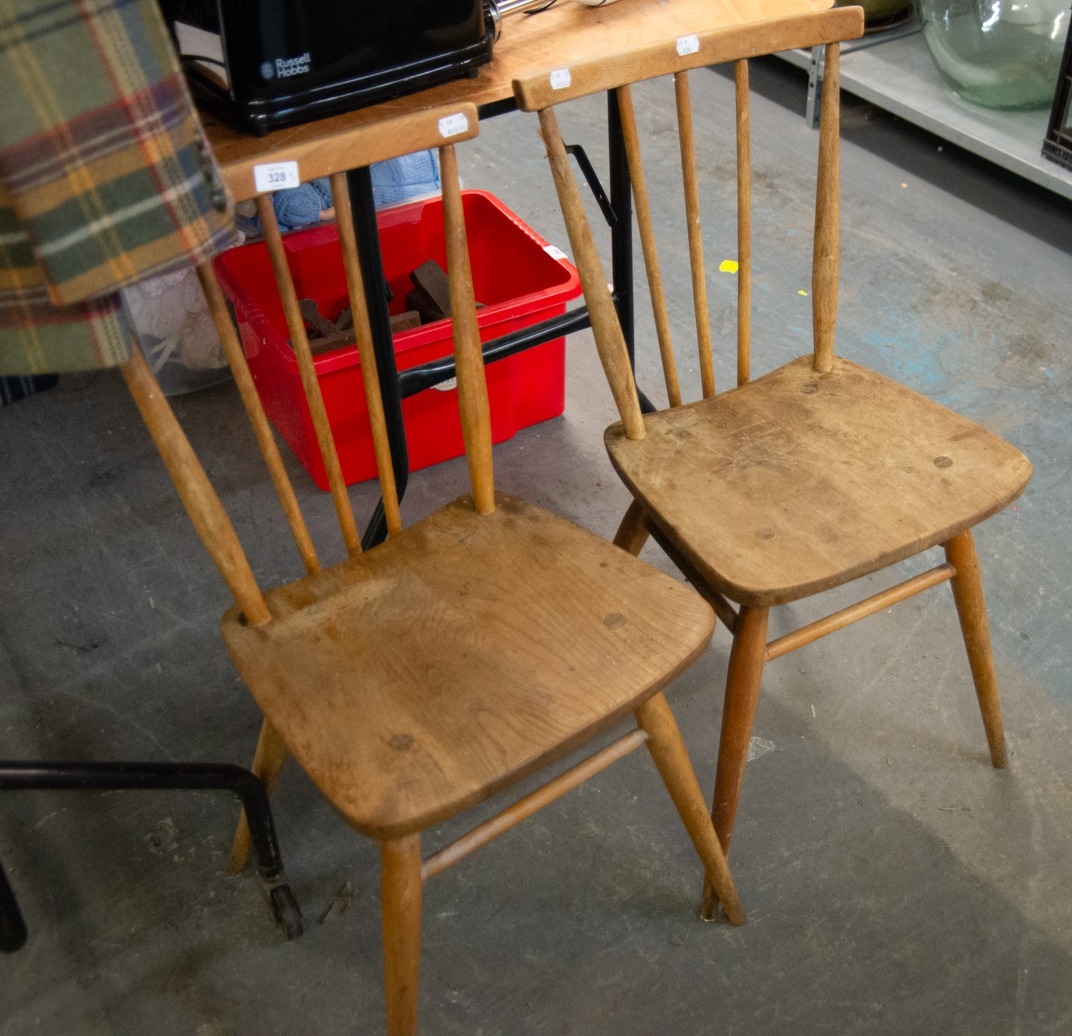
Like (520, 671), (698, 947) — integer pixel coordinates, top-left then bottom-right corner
(779, 28), (1072, 201)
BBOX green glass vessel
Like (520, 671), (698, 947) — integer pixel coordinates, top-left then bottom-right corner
(921, 0), (1069, 109)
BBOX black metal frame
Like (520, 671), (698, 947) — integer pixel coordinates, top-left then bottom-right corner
(1, 761), (303, 952)
(1043, 13), (1072, 171)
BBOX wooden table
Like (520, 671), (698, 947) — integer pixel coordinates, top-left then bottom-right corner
(205, 0), (841, 189)
(202, 0), (854, 543)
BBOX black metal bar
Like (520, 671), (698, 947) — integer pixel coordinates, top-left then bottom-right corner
(0, 857), (26, 953)
(395, 302), (658, 414)
(398, 306), (592, 396)
(565, 144), (618, 230)
(605, 93), (659, 415)
(607, 92), (635, 367)
(0, 761), (287, 880)
(476, 97), (520, 120)
(0, 760), (303, 949)
(346, 166), (409, 551)
(636, 386), (658, 415)
(1043, 16), (1072, 169)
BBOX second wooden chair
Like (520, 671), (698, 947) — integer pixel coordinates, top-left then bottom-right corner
(514, 12), (1032, 917)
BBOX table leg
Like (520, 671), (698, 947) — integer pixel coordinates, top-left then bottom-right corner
(607, 92), (657, 414)
(346, 166), (410, 549)
(608, 92), (634, 367)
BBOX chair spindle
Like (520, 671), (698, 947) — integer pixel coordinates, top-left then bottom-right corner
(617, 84), (681, 408)
(256, 193), (363, 556)
(331, 171), (404, 537)
(674, 70), (715, 400)
(735, 59), (753, 387)
(536, 106), (646, 440)
(196, 262), (321, 576)
(813, 42), (841, 374)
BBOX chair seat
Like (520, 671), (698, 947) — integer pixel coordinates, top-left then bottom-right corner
(605, 356), (1032, 608)
(221, 493), (715, 841)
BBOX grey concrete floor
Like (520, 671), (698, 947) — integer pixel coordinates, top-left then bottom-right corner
(2, 57), (1071, 1034)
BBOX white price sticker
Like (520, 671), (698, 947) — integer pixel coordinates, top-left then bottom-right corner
(543, 244), (568, 261)
(676, 34), (700, 56)
(253, 160), (300, 193)
(438, 112), (469, 138)
(549, 68), (572, 91)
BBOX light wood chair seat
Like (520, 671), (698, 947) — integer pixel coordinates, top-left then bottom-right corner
(606, 355), (1032, 608)
(223, 492), (714, 840)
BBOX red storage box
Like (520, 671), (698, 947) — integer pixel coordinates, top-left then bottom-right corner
(213, 191), (581, 489)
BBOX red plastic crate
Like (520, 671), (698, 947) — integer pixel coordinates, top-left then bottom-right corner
(213, 191), (581, 489)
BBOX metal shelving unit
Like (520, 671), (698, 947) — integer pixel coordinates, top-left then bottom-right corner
(780, 24), (1072, 201)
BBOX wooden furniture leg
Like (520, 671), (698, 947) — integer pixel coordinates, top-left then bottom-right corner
(701, 604), (768, 920)
(381, 834), (423, 1036)
(613, 498), (651, 555)
(944, 530), (1008, 769)
(231, 717), (290, 872)
(636, 693), (745, 924)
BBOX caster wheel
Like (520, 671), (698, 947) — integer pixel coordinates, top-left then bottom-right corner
(269, 883), (304, 940)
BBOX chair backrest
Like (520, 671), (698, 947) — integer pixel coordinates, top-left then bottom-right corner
(119, 102), (486, 625)
(512, 10), (863, 437)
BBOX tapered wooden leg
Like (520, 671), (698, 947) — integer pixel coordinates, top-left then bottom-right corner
(700, 604), (768, 920)
(613, 499), (651, 555)
(636, 692), (745, 924)
(381, 834), (423, 1036)
(230, 717), (289, 872)
(944, 530), (1007, 768)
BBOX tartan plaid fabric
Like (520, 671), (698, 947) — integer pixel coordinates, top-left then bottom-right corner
(0, 0), (236, 375)
(0, 179), (132, 374)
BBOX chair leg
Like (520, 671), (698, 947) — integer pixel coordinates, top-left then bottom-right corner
(700, 604), (768, 920)
(613, 498), (651, 555)
(944, 530), (1007, 769)
(381, 834), (423, 1036)
(636, 692), (745, 924)
(231, 717), (289, 872)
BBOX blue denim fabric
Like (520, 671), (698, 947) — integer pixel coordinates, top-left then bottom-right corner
(235, 151), (442, 237)
(239, 150), (443, 239)
(369, 150), (441, 208)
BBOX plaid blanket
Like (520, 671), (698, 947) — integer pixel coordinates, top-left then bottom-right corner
(0, 0), (236, 375)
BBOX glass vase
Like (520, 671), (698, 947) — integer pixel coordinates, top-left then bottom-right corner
(921, 0), (1070, 109)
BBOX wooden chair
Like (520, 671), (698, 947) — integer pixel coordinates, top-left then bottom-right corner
(119, 101), (743, 1034)
(514, 13), (1033, 918)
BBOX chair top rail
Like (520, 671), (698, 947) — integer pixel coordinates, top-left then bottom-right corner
(217, 104), (480, 203)
(511, 8), (863, 111)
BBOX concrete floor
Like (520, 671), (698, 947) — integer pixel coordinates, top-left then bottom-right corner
(2, 57), (1070, 1034)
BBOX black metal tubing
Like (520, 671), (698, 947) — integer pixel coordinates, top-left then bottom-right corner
(398, 306), (592, 396)
(564, 144), (618, 230)
(475, 97), (519, 120)
(0, 760), (296, 952)
(603, 94), (658, 415)
(0, 857), (26, 953)
(1043, 17), (1072, 170)
(607, 92), (635, 370)
(347, 165), (412, 550)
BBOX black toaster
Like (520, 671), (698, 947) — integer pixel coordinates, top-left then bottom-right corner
(159, 0), (495, 136)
